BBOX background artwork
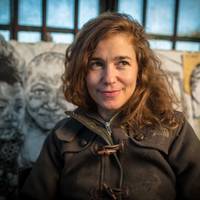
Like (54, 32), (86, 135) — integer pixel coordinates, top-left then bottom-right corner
(25, 52), (69, 130)
(0, 37), (25, 199)
(156, 51), (190, 117)
(14, 45), (76, 168)
(0, 38), (76, 199)
(183, 53), (200, 137)
(19, 51), (75, 168)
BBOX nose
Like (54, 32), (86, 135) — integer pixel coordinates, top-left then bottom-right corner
(103, 64), (116, 85)
(44, 94), (60, 110)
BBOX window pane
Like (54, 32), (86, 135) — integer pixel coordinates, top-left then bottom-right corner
(177, 0), (200, 37)
(176, 42), (200, 51)
(19, 0), (42, 26)
(47, 0), (74, 29)
(0, 0), (10, 24)
(18, 31), (41, 42)
(118, 0), (143, 24)
(51, 33), (74, 43)
(146, 0), (174, 35)
(78, 0), (99, 29)
(149, 40), (172, 50)
(0, 30), (10, 41)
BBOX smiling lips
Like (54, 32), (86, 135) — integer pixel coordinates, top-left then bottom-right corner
(99, 89), (121, 98)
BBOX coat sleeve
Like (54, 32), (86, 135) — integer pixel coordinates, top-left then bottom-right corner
(19, 130), (63, 200)
(168, 117), (200, 200)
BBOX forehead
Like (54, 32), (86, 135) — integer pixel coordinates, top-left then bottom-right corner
(26, 53), (64, 81)
(28, 72), (62, 87)
(27, 61), (63, 85)
(93, 33), (135, 56)
(30, 61), (63, 76)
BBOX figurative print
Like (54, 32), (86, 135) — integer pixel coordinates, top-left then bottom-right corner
(156, 51), (189, 114)
(19, 52), (75, 168)
(190, 63), (200, 118)
(0, 35), (25, 199)
(183, 53), (200, 138)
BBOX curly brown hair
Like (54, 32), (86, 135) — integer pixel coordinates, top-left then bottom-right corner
(63, 12), (180, 131)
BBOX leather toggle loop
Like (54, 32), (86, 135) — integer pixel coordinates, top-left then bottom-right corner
(103, 183), (117, 200)
(102, 183), (129, 199)
(96, 142), (124, 156)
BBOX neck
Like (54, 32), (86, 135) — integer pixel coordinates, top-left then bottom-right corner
(97, 108), (118, 122)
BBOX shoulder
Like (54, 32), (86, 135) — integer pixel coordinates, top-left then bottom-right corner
(172, 111), (200, 146)
(41, 117), (85, 156)
(47, 117), (96, 154)
(130, 111), (197, 155)
(172, 111), (198, 140)
(51, 117), (84, 142)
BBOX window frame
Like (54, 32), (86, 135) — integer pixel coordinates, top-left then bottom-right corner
(0, 0), (199, 50)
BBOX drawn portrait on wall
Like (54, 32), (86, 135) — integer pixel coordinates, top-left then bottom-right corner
(156, 51), (188, 114)
(165, 71), (186, 111)
(0, 35), (25, 199)
(19, 52), (75, 168)
(190, 63), (200, 119)
(183, 52), (200, 138)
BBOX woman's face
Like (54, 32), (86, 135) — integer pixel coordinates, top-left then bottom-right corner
(86, 33), (138, 120)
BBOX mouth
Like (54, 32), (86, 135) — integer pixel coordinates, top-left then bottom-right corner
(99, 89), (121, 98)
(38, 113), (64, 120)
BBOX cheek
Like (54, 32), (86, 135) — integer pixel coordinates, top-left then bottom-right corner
(123, 72), (137, 89)
(27, 95), (44, 110)
(86, 73), (97, 93)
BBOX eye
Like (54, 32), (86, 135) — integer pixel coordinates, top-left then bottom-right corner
(89, 60), (104, 70)
(14, 104), (24, 112)
(32, 88), (47, 96)
(118, 60), (130, 68)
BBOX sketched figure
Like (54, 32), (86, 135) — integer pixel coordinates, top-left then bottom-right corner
(190, 63), (200, 119)
(19, 52), (75, 168)
(0, 36), (25, 199)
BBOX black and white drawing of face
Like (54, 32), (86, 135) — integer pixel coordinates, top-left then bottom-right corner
(0, 82), (25, 140)
(191, 64), (200, 118)
(25, 52), (71, 130)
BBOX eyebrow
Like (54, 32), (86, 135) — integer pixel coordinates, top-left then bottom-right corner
(114, 56), (132, 61)
(30, 83), (46, 90)
(90, 56), (132, 61)
(89, 57), (103, 61)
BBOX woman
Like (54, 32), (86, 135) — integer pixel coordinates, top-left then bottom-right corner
(20, 12), (200, 200)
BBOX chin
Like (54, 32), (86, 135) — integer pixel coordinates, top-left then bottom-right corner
(38, 123), (53, 130)
(101, 104), (122, 112)
(39, 119), (53, 129)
